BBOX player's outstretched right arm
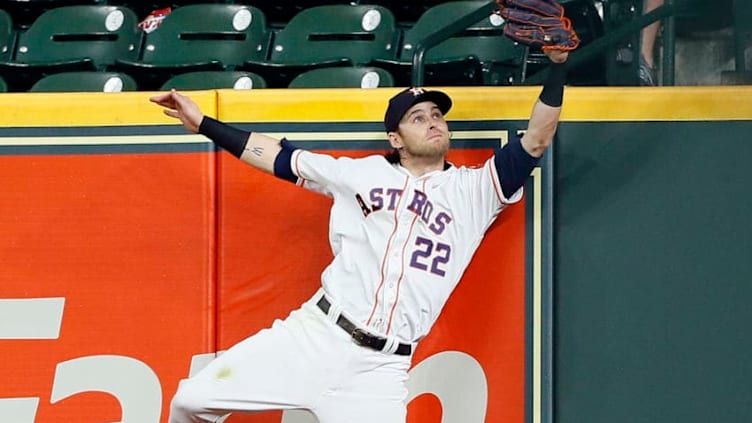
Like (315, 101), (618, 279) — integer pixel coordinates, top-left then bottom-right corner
(149, 90), (282, 175)
(520, 50), (568, 158)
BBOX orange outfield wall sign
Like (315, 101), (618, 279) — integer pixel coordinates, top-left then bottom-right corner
(0, 88), (547, 423)
(0, 152), (216, 423)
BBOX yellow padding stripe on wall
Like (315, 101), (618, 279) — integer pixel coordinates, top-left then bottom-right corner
(0, 91), (218, 127)
(562, 86), (752, 121)
(220, 86), (752, 123)
(1, 86), (750, 127)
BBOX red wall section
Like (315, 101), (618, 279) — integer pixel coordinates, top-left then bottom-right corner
(0, 152), (216, 422)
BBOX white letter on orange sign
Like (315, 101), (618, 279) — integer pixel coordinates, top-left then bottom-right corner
(51, 355), (162, 423)
(406, 351), (488, 423)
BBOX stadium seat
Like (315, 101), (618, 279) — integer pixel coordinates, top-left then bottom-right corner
(252, 0), (352, 28)
(160, 71), (267, 90)
(29, 71), (139, 92)
(0, 8), (13, 63)
(240, 4), (399, 88)
(114, 4), (270, 91)
(364, 0), (446, 25)
(115, 1), (228, 20)
(0, 0), (101, 29)
(0, 74), (7, 92)
(374, 1), (526, 86)
(0, 5), (142, 92)
(288, 66), (395, 88)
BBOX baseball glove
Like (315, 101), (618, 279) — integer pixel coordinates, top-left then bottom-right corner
(497, 0), (580, 52)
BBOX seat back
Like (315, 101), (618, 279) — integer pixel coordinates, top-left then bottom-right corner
(160, 71), (267, 90)
(256, 0), (351, 27)
(13, 5), (142, 67)
(270, 5), (398, 65)
(400, 1), (524, 65)
(29, 71), (139, 92)
(0, 8), (13, 62)
(0, 0), (103, 29)
(117, 1), (228, 20)
(288, 66), (395, 88)
(138, 4), (269, 67)
(364, 0), (445, 24)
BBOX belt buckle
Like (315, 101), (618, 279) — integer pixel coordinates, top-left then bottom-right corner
(351, 328), (369, 347)
(350, 328), (368, 345)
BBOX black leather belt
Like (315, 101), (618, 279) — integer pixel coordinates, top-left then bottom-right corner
(317, 296), (412, 356)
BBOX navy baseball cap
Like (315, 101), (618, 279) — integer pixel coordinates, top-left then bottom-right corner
(384, 87), (452, 133)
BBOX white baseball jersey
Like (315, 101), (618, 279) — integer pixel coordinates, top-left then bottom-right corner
(291, 150), (522, 344)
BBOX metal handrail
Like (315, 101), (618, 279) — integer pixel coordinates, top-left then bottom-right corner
(411, 1), (500, 86)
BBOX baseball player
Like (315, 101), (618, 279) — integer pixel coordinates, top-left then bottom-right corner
(151, 49), (568, 423)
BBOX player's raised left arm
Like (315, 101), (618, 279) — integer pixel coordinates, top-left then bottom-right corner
(521, 50), (569, 158)
(149, 89), (282, 174)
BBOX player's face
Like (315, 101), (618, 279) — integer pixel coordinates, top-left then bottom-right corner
(393, 102), (450, 159)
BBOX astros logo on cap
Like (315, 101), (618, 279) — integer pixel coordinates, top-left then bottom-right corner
(409, 87), (425, 96)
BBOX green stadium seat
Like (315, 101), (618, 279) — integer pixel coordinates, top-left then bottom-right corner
(160, 71), (267, 90)
(0, 0), (101, 29)
(0, 5), (142, 92)
(114, 4), (270, 91)
(29, 71), (139, 92)
(252, 0), (352, 28)
(0, 8), (13, 63)
(374, 1), (526, 86)
(364, 0), (446, 25)
(240, 4), (399, 88)
(0, 74), (7, 92)
(115, 1), (229, 21)
(288, 66), (395, 88)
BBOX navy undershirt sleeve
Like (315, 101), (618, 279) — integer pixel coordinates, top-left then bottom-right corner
(493, 137), (540, 199)
(273, 138), (299, 183)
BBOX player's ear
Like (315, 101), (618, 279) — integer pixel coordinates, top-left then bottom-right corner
(387, 132), (403, 149)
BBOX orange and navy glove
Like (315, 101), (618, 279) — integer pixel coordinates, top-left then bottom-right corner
(497, 0), (580, 52)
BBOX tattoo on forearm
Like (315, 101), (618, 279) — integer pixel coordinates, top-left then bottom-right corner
(246, 145), (264, 157)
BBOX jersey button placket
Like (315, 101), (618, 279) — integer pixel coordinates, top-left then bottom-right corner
(382, 198), (413, 333)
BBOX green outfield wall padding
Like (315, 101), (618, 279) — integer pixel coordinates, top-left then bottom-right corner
(553, 120), (752, 423)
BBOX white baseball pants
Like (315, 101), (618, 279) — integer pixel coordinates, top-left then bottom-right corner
(168, 292), (411, 423)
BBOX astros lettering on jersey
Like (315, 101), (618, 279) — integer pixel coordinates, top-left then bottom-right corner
(291, 150), (522, 344)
